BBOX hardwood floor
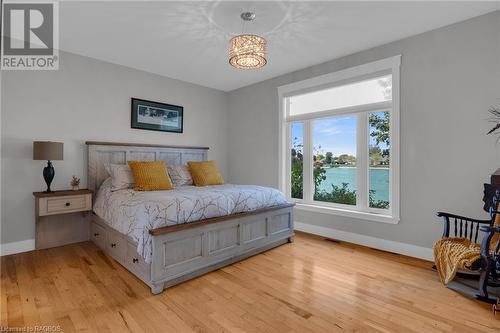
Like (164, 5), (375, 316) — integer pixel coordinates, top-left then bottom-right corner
(1, 232), (498, 332)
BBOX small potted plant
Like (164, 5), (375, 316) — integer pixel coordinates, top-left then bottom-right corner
(487, 107), (500, 138)
(70, 175), (80, 191)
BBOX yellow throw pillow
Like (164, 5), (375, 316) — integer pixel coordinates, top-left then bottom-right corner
(187, 160), (224, 186)
(127, 160), (173, 191)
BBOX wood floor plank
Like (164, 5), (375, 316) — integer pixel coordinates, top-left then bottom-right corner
(0, 232), (498, 332)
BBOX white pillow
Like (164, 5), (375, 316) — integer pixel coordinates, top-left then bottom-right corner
(104, 163), (134, 191)
(167, 164), (193, 187)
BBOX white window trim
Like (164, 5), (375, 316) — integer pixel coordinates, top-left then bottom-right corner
(278, 55), (401, 224)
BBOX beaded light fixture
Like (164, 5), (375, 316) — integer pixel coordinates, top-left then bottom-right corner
(229, 12), (267, 70)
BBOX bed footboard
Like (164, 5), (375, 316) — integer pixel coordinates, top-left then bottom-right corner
(150, 205), (294, 294)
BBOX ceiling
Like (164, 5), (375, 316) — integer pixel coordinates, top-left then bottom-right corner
(59, 1), (500, 91)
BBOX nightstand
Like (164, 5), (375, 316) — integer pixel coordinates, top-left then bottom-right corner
(33, 189), (93, 249)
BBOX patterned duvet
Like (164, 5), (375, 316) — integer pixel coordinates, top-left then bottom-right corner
(93, 178), (289, 263)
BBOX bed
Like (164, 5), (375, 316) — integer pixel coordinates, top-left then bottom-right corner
(87, 141), (294, 294)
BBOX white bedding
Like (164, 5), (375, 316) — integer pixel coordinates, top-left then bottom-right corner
(93, 178), (289, 263)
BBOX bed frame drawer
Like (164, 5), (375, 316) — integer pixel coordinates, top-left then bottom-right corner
(106, 231), (126, 262)
(125, 242), (151, 282)
(90, 221), (106, 250)
(90, 217), (152, 282)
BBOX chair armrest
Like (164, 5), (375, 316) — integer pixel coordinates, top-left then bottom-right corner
(436, 212), (491, 224)
(479, 225), (500, 233)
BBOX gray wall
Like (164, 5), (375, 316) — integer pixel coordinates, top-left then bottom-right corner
(1, 51), (229, 244)
(227, 11), (500, 249)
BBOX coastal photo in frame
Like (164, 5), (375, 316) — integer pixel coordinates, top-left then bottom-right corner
(131, 98), (183, 133)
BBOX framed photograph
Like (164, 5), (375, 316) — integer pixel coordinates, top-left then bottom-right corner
(131, 98), (183, 133)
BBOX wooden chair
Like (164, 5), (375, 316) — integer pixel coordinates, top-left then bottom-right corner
(435, 184), (500, 310)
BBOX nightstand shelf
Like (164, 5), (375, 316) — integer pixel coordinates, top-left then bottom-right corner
(33, 189), (93, 249)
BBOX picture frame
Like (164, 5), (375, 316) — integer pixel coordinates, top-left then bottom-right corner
(131, 98), (183, 133)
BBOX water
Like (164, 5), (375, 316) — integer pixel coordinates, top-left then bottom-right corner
(316, 167), (389, 202)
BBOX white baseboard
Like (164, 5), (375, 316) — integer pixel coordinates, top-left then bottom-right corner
(1, 225), (433, 261)
(0, 239), (35, 256)
(294, 221), (433, 261)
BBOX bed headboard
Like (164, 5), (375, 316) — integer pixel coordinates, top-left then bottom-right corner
(86, 141), (208, 194)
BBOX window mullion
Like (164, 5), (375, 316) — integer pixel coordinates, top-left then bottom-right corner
(285, 122), (291, 198)
(356, 113), (368, 210)
(287, 101), (392, 123)
(303, 120), (313, 202)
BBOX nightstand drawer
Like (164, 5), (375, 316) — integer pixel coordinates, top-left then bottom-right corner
(38, 194), (92, 216)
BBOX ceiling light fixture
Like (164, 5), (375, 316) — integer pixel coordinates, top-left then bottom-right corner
(229, 12), (267, 70)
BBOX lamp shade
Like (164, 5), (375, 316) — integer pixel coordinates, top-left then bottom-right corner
(229, 34), (267, 70)
(33, 141), (63, 161)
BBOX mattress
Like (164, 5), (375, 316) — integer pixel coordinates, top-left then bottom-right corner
(93, 178), (289, 263)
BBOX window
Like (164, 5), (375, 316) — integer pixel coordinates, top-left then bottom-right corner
(313, 115), (357, 205)
(280, 56), (400, 223)
(369, 111), (390, 209)
(289, 75), (392, 116)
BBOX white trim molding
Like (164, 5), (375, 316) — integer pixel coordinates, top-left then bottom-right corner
(294, 221), (433, 261)
(0, 239), (35, 256)
(278, 55), (401, 97)
(295, 203), (399, 224)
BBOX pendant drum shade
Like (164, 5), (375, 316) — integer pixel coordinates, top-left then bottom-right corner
(229, 34), (267, 70)
(33, 141), (64, 160)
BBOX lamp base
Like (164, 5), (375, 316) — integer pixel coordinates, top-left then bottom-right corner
(43, 160), (55, 193)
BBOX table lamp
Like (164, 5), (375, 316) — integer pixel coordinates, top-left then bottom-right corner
(33, 141), (63, 193)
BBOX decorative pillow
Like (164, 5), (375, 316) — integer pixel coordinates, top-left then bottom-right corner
(187, 160), (224, 186)
(127, 160), (173, 191)
(167, 164), (193, 187)
(104, 163), (134, 191)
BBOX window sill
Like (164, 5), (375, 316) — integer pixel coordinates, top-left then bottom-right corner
(294, 203), (399, 224)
